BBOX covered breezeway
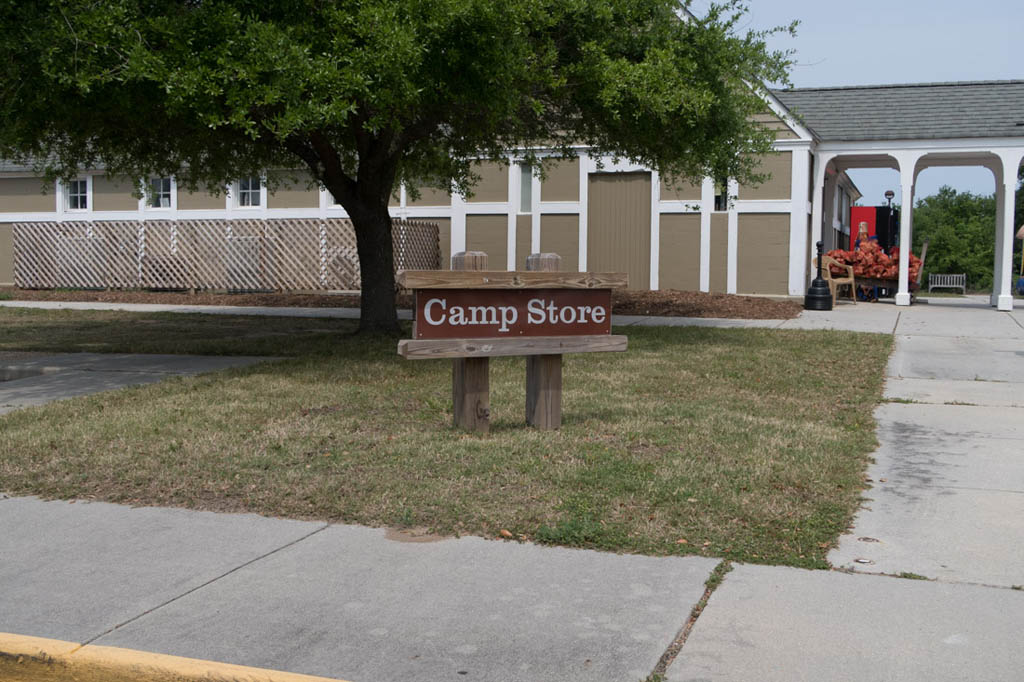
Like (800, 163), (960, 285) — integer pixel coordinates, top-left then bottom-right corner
(775, 81), (1024, 310)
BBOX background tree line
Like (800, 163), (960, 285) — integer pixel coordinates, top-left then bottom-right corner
(909, 168), (1024, 292)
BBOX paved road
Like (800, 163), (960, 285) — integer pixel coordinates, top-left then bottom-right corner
(2, 296), (1023, 681)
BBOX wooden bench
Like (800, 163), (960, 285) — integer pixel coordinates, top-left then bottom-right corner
(928, 273), (966, 294)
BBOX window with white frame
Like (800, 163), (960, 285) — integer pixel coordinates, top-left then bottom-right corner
(519, 163), (533, 214)
(236, 176), (262, 207)
(147, 177), (173, 208)
(66, 178), (89, 211)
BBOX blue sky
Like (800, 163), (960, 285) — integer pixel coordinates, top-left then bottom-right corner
(689, 1), (1023, 205)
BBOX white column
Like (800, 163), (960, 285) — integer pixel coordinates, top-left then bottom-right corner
(993, 179), (1005, 307)
(699, 177), (713, 292)
(726, 178), (739, 294)
(996, 151), (1023, 311)
(823, 171), (839, 251)
(649, 170), (661, 290)
(894, 153), (923, 306)
(788, 148), (811, 295)
(578, 152), (589, 271)
(809, 152), (832, 254)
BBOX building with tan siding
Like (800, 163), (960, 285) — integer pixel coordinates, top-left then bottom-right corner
(0, 91), (862, 297)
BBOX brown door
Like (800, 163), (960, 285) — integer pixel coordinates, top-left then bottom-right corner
(587, 172), (651, 289)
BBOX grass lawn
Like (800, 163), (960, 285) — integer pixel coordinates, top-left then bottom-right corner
(0, 308), (892, 569)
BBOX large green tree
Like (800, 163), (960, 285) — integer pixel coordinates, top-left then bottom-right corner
(912, 187), (998, 291)
(0, 0), (793, 332)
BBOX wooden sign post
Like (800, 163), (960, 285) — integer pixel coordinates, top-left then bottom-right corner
(397, 252), (627, 433)
(525, 253), (563, 429)
(451, 251), (491, 432)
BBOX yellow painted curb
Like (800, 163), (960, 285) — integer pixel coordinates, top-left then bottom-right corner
(0, 632), (352, 682)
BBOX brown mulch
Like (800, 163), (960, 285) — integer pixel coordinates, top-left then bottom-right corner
(0, 286), (802, 320)
(611, 290), (801, 319)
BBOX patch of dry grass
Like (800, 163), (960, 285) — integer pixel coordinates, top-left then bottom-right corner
(0, 308), (892, 567)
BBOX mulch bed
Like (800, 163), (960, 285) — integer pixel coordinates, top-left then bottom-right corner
(1, 286), (802, 320)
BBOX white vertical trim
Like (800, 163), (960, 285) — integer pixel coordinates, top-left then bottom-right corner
(649, 170), (660, 290)
(530, 170), (541, 253)
(726, 178), (739, 294)
(396, 183), (408, 221)
(451, 191), (466, 254)
(699, 177), (713, 292)
(224, 183), (233, 219)
(318, 185), (329, 220)
(506, 162), (517, 270)
(55, 179), (66, 222)
(578, 152), (589, 271)
(137, 222), (146, 283)
(788, 148), (811, 294)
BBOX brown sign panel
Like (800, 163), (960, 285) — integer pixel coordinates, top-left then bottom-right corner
(414, 289), (612, 339)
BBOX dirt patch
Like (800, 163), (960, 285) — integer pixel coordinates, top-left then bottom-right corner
(1, 286), (802, 320)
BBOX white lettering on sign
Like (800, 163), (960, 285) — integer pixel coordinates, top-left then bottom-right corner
(425, 296), (607, 334)
(423, 298), (521, 333)
(527, 298), (606, 325)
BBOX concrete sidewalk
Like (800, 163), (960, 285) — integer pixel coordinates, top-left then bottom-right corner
(669, 296), (1024, 681)
(0, 352), (270, 415)
(4, 295), (1024, 681)
(1, 495), (717, 682)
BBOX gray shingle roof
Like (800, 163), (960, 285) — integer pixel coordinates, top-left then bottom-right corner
(0, 160), (37, 173)
(771, 80), (1024, 142)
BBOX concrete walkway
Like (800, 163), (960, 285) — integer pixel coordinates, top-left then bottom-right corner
(667, 296), (1024, 681)
(0, 352), (270, 415)
(3, 296), (1024, 681)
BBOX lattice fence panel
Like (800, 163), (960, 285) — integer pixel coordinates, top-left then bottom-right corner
(141, 221), (192, 289)
(14, 222), (61, 289)
(394, 219), (441, 273)
(13, 218), (438, 292)
(265, 220), (332, 291)
(325, 219), (361, 290)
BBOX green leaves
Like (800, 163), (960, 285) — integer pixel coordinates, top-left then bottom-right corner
(912, 187), (997, 290)
(0, 0), (795, 327)
(1, 0), (793, 191)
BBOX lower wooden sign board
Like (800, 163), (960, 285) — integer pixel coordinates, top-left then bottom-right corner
(398, 334), (628, 360)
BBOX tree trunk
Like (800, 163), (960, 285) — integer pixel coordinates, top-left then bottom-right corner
(348, 204), (401, 335)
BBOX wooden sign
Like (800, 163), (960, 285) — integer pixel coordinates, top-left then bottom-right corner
(398, 251), (627, 433)
(413, 289), (611, 339)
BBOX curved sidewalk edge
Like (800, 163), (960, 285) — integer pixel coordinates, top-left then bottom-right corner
(0, 632), (351, 682)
